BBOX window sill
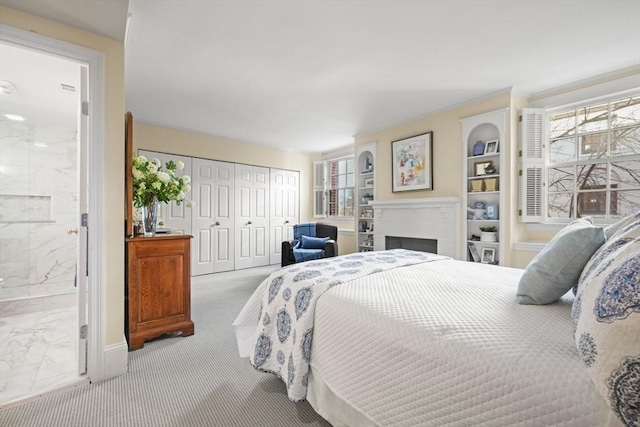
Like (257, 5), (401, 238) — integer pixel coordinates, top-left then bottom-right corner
(526, 218), (618, 233)
(326, 216), (355, 222)
(513, 241), (547, 253)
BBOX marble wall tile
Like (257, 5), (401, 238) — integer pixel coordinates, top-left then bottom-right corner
(0, 166), (32, 194)
(0, 195), (52, 222)
(1, 119), (77, 299)
(0, 223), (29, 239)
(0, 238), (29, 263)
(0, 261), (30, 288)
(0, 286), (29, 299)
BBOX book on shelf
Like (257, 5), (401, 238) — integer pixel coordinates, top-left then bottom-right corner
(467, 242), (480, 262)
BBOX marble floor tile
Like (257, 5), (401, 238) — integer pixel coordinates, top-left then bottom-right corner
(0, 303), (79, 404)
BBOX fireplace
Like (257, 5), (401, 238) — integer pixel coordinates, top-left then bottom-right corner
(386, 236), (437, 254)
(369, 197), (460, 260)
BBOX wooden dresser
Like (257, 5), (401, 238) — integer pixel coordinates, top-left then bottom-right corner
(125, 234), (194, 350)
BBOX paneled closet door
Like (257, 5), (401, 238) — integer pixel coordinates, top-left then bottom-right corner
(235, 165), (270, 270)
(270, 169), (299, 264)
(192, 158), (235, 275)
(138, 150), (192, 234)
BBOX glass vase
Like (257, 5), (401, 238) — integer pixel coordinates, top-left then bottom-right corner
(141, 198), (159, 237)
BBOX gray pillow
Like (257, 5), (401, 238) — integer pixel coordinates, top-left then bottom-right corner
(517, 217), (605, 305)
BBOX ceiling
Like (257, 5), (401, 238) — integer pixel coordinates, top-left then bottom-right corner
(0, 43), (80, 130)
(2, 1), (640, 153)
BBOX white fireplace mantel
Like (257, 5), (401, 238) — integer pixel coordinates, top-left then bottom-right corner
(369, 197), (461, 259)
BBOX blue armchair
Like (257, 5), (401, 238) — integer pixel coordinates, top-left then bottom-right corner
(281, 222), (338, 267)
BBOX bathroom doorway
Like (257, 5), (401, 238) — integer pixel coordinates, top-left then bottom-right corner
(0, 41), (89, 404)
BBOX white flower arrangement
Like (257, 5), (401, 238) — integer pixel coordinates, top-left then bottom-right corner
(132, 155), (194, 207)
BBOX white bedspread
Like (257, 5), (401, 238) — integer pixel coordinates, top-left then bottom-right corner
(237, 249), (449, 401)
(308, 259), (619, 426)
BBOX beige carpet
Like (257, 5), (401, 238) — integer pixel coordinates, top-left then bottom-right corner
(0, 266), (331, 427)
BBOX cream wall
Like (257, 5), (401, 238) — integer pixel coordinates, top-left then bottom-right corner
(353, 92), (514, 261)
(133, 122), (312, 221)
(0, 7), (126, 347)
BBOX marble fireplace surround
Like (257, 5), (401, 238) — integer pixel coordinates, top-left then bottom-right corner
(370, 197), (461, 260)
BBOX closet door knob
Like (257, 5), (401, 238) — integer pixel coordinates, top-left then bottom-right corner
(67, 228), (78, 235)
(212, 221), (220, 227)
(247, 221), (252, 225)
(285, 220), (289, 224)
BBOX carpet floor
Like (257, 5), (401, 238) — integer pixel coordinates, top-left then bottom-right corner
(0, 266), (332, 427)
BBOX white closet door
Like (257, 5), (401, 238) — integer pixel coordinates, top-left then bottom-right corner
(192, 158), (235, 275)
(270, 169), (299, 264)
(211, 161), (235, 272)
(235, 165), (270, 269)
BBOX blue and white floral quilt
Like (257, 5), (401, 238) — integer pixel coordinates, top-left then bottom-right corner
(248, 249), (449, 401)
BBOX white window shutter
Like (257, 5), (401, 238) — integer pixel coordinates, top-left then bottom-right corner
(519, 108), (546, 222)
(313, 160), (326, 218)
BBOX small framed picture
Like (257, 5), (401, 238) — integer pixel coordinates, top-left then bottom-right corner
(474, 161), (491, 176)
(481, 248), (496, 264)
(484, 139), (499, 155)
(364, 178), (374, 187)
(486, 203), (498, 220)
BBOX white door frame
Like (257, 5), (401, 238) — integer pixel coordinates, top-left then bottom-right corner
(0, 24), (106, 382)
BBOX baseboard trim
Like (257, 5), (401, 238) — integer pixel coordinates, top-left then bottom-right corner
(102, 338), (128, 380)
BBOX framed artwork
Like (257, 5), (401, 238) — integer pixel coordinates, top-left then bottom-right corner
(484, 139), (499, 155)
(474, 161), (491, 176)
(364, 178), (374, 187)
(486, 203), (498, 220)
(481, 247), (496, 264)
(392, 131), (433, 192)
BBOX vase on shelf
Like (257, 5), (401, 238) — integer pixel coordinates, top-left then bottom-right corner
(141, 198), (159, 237)
(480, 231), (497, 242)
(483, 177), (498, 192)
(472, 141), (485, 156)
(470, 180), (484, 192)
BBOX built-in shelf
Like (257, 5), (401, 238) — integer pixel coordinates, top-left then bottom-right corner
(356, 143), (376, 252)
(467, 240), (499, 245)
(468, 174), (499, 180)
(462, 109), (506, 266)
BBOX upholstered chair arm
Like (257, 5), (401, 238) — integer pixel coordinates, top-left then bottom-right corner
(324, 240), (338, 258)
(281, 240), (295, 267)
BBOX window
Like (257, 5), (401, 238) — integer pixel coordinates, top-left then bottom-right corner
(328, 158), (355, 217)
(520, 94), (640, 223)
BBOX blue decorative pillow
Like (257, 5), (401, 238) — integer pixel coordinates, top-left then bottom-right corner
(572, 215), (639, 426)
(517, 217), (605, 305)
(300, 235), (329, 249)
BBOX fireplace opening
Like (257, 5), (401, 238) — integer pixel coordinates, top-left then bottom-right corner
(385, 236), (437, 254)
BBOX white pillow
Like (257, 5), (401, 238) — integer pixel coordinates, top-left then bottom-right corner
(572, 214), (639, 426)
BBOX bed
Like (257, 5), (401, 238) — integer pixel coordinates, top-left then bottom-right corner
(234, 215), (639, 427)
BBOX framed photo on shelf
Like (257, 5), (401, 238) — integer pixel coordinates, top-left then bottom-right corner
(467, 242), (480, 262)
(364, 177), (374, 187)
(392, 131), (433, 192)
(484, 139), (499, 155)
(481, 248), (496, 264)
(486, 203), (498, 220)
(474, 161), (491, 176)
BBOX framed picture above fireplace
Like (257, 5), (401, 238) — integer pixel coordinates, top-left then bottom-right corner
(392, 131), (433, 192)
